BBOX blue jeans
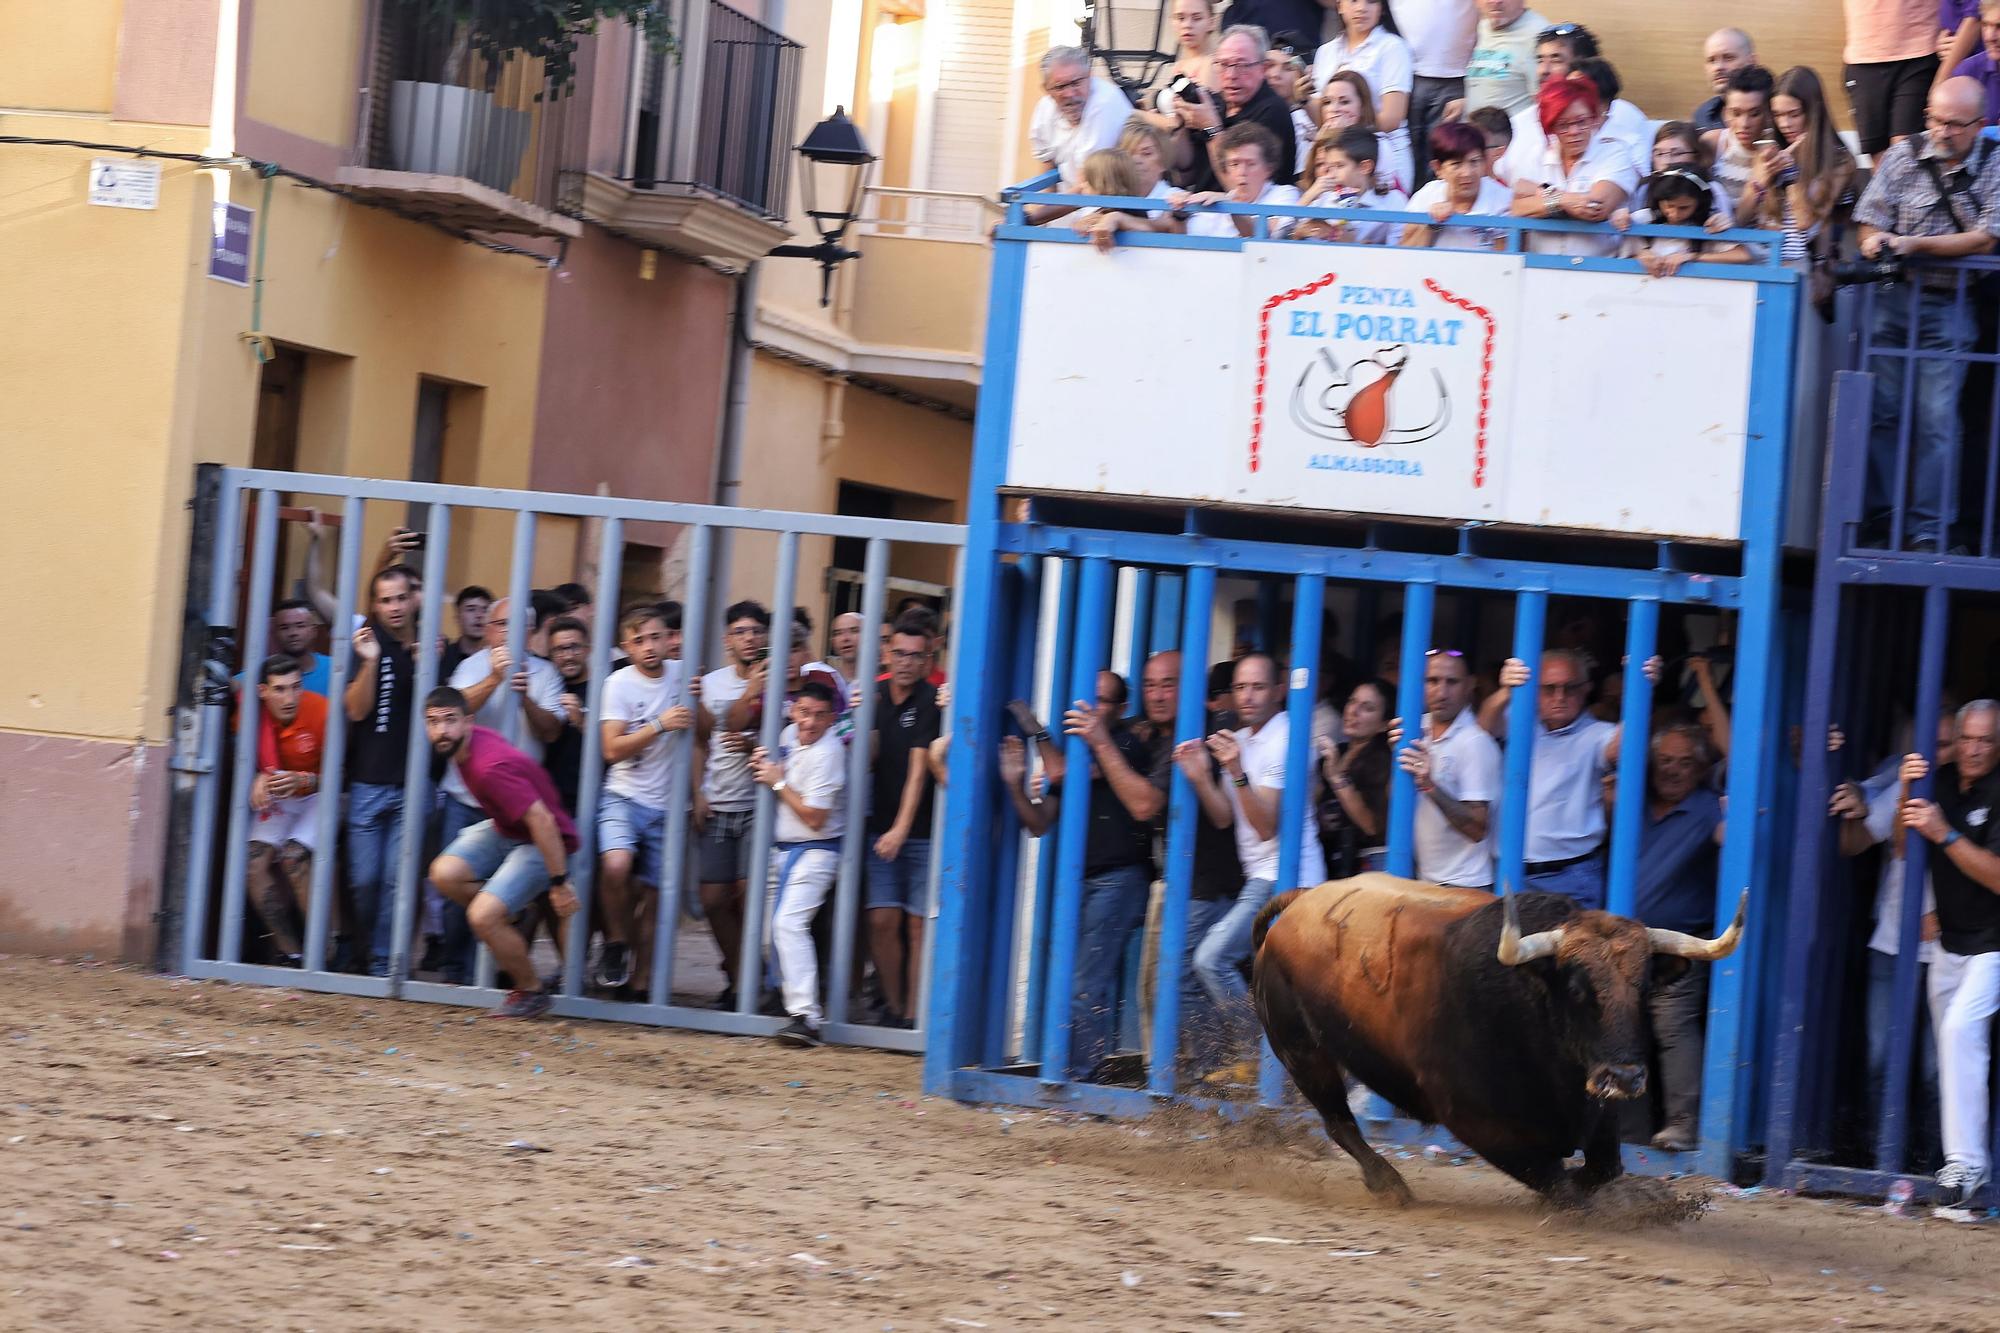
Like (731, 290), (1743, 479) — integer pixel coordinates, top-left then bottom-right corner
(1069, 864), (1151, 1079)
(435, 796), (485, 983)
(1180, 897), (1232, 1071)
(345, 782), (407, 976)
(1867, 948), (1940, 1161)
(1527, 854), (1606, 912)
(1193, 876), (1274, 1048)
(1868, 288), (1976, 546)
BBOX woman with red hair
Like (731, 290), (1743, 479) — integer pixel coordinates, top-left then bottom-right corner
(1507, 75), (1638, 257)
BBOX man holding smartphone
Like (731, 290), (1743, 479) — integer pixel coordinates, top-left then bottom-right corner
(694, 600), (772, 1008)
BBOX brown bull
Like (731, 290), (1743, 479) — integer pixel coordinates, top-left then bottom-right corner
(1251, 873), (1746, 1205)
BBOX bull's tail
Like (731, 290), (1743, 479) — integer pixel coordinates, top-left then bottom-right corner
(1252, 887), (1309, 954)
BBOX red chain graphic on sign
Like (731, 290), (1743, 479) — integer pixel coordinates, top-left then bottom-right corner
(1250, 270), (1338, 473)
(1421, 278), (1497, 490)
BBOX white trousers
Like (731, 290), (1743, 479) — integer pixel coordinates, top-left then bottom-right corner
(768, 846), (839, 1027)
(1927, 948), (2000, 1178)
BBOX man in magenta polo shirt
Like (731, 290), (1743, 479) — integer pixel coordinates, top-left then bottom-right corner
(424, 686), (580, 1019)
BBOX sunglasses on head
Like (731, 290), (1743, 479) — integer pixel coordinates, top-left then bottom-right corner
(1426, 648), (1465, 659)
(1539, 22), (1581, 41)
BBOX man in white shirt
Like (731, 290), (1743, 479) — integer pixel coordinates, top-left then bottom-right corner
(694, 599), (772, 1009)
(437, 595), (566, 983)
(1478, 649), (1659, 910)
(1392, 0), (1479, 187)
(1399, 648), (1501, 889)
(749, 681), (846, 1047)
(1184, 653), (1326, 1076)
(592, 605), (694, 993)
(1028, 46), (1132, 188)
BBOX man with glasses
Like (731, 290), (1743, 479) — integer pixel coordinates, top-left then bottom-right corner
(1398, 648), (1500, 890)
(1853, 77), (2000, 552)
(694, 599), (772, 1008)
(1899, 700), (2000, 1220)
(1478, 648), (1658, 910)
(1028, 45), (1132, 197)
(1172, 26), (1302, 194)
(541, 616), (591, 818)
(863, 615), (943, 1028)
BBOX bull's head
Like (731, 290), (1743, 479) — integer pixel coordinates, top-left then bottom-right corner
(1496, 890), (1748, 1103)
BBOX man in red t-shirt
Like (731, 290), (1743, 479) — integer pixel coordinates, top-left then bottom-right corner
(245, 655), (329, 963)
(424, 686), (580, 1019)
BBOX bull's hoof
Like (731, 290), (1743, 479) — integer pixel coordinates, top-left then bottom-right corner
(1365, 1167), (1416, 1207)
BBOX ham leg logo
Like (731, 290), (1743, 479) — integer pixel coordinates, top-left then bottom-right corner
(1290, 345), (1450, 447)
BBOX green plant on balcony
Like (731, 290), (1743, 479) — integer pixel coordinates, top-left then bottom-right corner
(392, 0), (677, 94)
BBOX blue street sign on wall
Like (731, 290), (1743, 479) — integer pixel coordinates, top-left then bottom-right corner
(209, 202), (253, 286)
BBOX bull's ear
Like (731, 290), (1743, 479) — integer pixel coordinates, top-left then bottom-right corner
(1650, 954), (1692, 988)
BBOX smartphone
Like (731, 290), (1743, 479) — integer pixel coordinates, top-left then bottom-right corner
(405, 531), (427, 551)
(750, 646), (769, 664)
(1753, 136), (1777, 152)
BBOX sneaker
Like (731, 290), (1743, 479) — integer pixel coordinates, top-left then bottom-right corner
(758, 989), (788, 1018)
(488, 988), (553, 1021)
(595, 942), (632, 991)
(712, 986), (737, 1012)
(1650, 1122), (1697, 1153)
(775, 1017), (823, 1048)
(1933, 1162), (1988, 1222)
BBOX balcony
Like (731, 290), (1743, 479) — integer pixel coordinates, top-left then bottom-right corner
(843, 187), (1001, 408)
(338, 8), (583, 239)
(571, 0), (802, 268)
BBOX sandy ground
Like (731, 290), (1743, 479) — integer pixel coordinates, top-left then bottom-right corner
(3, 954), (1996, 1332)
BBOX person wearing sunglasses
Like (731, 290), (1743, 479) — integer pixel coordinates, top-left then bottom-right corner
(1477, 649), (1661, 911)
(1851, 76), (2000, 553)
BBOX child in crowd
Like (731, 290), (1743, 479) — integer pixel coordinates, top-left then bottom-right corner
(1618, 168), (1750, 277)
(1314, 69), (1413, 196)
(1612, 122), (1734, 230)
(1466, 105), (1513, 184)
(1068, 136), (1182, 252)
(1296, 126), (1408, 244)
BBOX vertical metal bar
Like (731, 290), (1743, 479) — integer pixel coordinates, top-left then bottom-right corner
(1385, 582), (1436, 878)
(828, 537), (889, 1028)
(1887, 281), (1919, 551)
(912, 543), (970, 1034)
(1262, 573), (1324, 1108)
(217, 491), (281, 966)
(1125, 569), (1155, 716)
(501, 512), (538, 749)
(1876, 583), (1948, 1172)
(981, 557), (1037, 1063)
(648, 523), (711, 1006)
(1148, 562), (1217, 1096)
(303, 498), (366, 972)
(1021, 556), (1077, 1066)
(1497, 591), (1548, 898)
(1984, 336), (2000, 559)
(1605, 598), (1659, 918)
(737, 529), (798, 1013)
(181, 478), (245, 974)
(1039, 556), (1114, 1084)
(560, 516), (623, 999)
(387, 506), (451, 994)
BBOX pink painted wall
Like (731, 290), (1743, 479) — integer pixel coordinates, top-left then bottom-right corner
(529, 230), (734, 536)
(113, 0), (219, 127)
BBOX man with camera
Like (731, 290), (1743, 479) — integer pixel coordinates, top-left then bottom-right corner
(1853, 77), (2000, 552)
(1171, 25), (1301, 194)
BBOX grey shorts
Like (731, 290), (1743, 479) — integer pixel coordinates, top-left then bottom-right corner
(698, 807), (754, 884)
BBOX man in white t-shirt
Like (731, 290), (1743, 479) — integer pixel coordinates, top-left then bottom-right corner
(1392, 0), (1478, 187)
(1184, 653), (1326, 1077)
(592, 605), (694, 993)
(1028, 46), (1132, 189)
(438, 595), (566, 983)
(693, 599), (771, 1009)
(749, 681), (846, 1047)
(1399, 648), (1500, 889)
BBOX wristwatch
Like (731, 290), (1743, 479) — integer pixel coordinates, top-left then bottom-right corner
(1202, 125), (1222, 140)
(1232, 773), (1250, 788)
(1943, 830), (1963, 848)
(549, 870), (569, 886)
(1541, 184), (1563, 218)
(772, 779), (789, 794)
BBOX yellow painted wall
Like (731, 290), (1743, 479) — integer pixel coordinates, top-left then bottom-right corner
(850, 234), (990, 357)
(242, 0), (364, 147)
(0, 0), (123, 113)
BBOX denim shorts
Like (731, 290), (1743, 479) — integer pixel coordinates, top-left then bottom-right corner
(598, 793), (667, 884)
(440, 819), (550, 914)
(697, 807), (754, 884)
(864, 837), (933, 915)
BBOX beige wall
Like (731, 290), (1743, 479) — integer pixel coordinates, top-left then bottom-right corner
(0, 0), (125, 112)
(242, 0), (363, 146)
(850, 234), (991, 357)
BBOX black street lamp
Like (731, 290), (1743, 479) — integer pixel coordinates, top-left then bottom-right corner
(769, 106), (877, 307)
(1080, 0), (1175, 103)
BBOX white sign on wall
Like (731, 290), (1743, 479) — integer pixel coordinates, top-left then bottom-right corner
(1007, 241), (1760, 541)
(88, 158), (162, 211)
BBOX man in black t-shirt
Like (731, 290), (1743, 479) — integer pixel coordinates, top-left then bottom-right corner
(1172, 25), (1301, 194)
(1902, 699), (2000, 1220)
(343, 566), (423, 977)
(541, 616), (590, 815)
(865, 618), (942, 1027)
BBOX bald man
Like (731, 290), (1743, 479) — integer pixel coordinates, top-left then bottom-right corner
(1854, 76), (2000, 551)
(1692, 28), (1755, 132)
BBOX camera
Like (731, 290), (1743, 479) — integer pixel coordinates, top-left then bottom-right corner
(1831, 256), (1906, 286)
(1169, 75), (1202, 103)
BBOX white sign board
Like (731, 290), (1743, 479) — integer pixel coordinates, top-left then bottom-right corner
(1007, 241), (1760, 541)
(88, 158), (162, 211)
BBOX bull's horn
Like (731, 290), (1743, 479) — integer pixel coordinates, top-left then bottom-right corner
(1497, 890), (1562, 965)
(1647, 890), (1750, 962)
